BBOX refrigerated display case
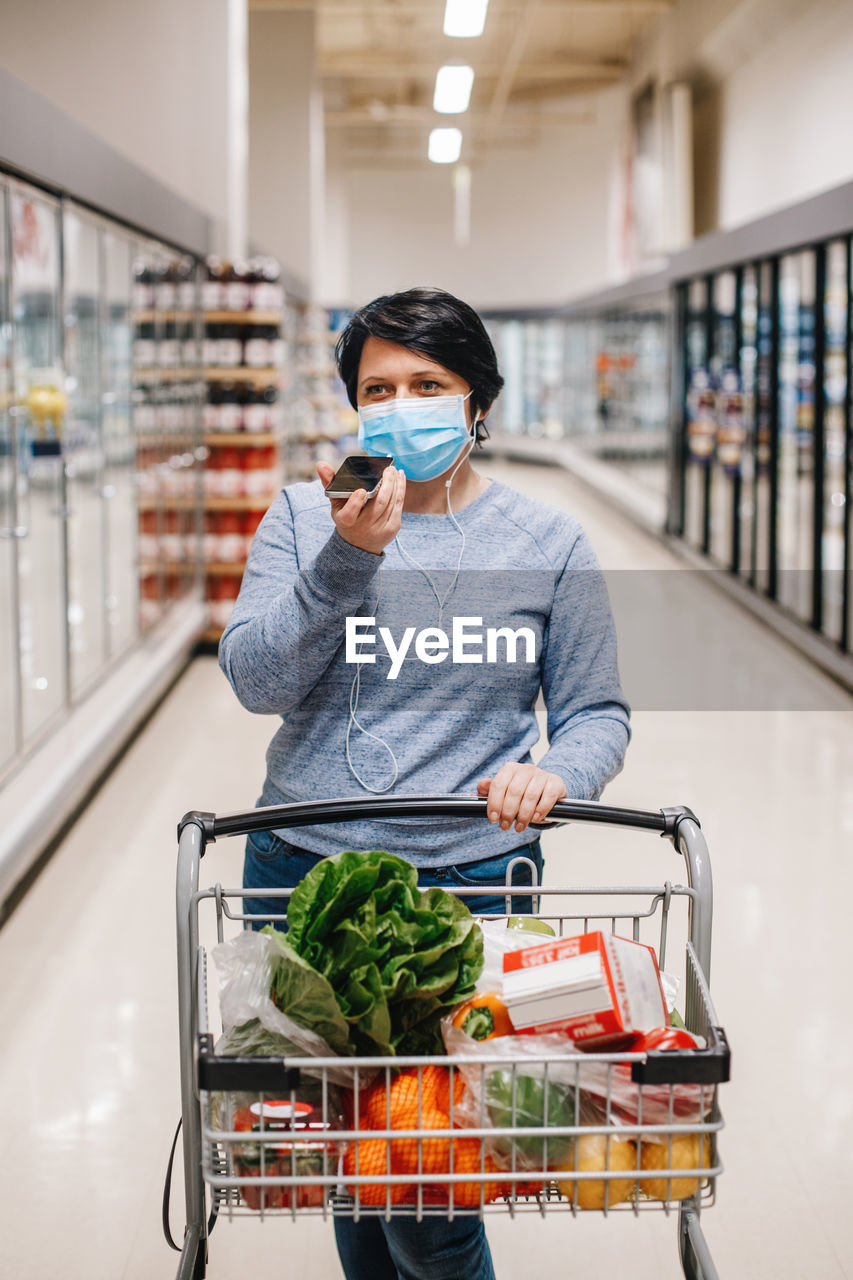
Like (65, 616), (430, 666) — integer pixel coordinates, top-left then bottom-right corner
(9, 180), (68, 747)
(672, 209), (853, 668)
(0, 169), (207, 792)
(485, 294), (670, 502)
(0, 180), (17, 775)
(102, 228), (139, 660)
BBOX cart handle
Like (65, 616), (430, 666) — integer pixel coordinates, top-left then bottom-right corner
(178, 795), (698, 845)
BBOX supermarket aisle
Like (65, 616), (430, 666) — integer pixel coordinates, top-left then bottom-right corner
(1, 458), (852, 1280)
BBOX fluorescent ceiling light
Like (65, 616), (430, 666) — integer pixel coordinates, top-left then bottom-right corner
(443, 0), (489, 39)
(428, 127), (462, 164)
(433, 65), (475, 114)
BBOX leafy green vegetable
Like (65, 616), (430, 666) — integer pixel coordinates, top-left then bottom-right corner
(265, 849), (483, 1056)
(264, 927), (352, 1055)
(486, 1069), (577, 1168)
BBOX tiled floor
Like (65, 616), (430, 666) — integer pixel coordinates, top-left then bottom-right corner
(1, 458), (851, 1278)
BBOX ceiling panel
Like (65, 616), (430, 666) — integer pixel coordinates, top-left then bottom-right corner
(250, 0), (673, 166)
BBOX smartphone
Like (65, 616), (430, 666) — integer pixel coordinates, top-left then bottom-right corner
(324, 455), (393, 500)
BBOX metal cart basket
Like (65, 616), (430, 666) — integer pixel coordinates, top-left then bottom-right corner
(170, 797), (730, 1280)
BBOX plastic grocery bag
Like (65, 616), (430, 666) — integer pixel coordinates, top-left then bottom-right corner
(212, 930), (357, 1087)
(442, 1019), (604, 1171)
(475, 918), (559, 992)
(443, 1015), (713, 1138)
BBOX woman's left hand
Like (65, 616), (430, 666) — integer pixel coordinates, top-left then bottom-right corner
(477, 764), (568, 833)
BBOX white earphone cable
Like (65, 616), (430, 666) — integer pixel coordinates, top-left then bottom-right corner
(345, 416), (478, 792)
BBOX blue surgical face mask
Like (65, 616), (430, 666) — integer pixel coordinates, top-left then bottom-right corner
(357, 393), (476, 482)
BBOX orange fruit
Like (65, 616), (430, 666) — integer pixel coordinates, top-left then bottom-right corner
(389, 1107), (453, 1175)
(435, 1141), (503, 1207)
(365, 1071), (421, 1131)
(421, 1064), (466, 1116)
(343, 1138), (408, 1206)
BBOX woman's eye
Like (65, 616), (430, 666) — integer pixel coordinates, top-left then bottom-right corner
(365, 384), (387, 395)
(419, 380), (441, 392)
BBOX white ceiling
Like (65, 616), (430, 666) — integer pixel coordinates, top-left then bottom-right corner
(249, 0), (674, 167)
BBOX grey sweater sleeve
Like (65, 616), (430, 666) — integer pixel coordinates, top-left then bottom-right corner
(536, 528), (631, 799)
(218, 493), (383, 715)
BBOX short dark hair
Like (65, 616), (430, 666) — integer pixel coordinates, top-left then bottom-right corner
(335, 287), (503, 444)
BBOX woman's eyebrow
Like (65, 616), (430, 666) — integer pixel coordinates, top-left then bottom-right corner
(359, 368), (445, 387)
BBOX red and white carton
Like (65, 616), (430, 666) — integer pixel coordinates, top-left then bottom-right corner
(502, 931), (667, 1047)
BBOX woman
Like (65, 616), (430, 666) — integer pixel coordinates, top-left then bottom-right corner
(219, 286), (630, 1279)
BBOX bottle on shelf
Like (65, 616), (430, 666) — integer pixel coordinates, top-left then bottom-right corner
(243, 509), (264, 557)
(208, 575), (240, 630)
(202, 256), (226, 311)
(199, 252), (289, 639)
(133, 260), (156, 311)
(223, 260), (251, 312)
(216, 321), (243, 369)
(242, 445), (279, 498)
(217, 511), (245, 563)
(250, 256), (284, 311)
(244, 383), (279, 433)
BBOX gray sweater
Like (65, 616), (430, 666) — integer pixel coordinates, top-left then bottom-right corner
(219, 478), (630, 865)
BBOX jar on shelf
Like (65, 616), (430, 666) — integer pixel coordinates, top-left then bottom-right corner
(217, 322), (244, 369)
(138, 509), (159, 563)
(162, 509), (183, 563)
(202, 256), (226, 311)
(250, 257), (283, 311)
(203, 512), (220, 562)
(243, 508), (264, 557)
(133, 322), (157, 368)
(242, 445), (278, 498)
(244, 384), (279, 432)
(139, 573), (162, 629)
(217, 446), (245, 498)
(217, 511), (245, 564)
(208, 576), (240, 630)
(244, 324), (281, 368)
(223, 261), (251, 312)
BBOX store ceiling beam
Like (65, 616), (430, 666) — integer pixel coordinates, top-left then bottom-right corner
(319, 58), (626, 79)
(484, 0), (541, 139)
(251, 1), (673, 11)
(325, 106), (594, 127)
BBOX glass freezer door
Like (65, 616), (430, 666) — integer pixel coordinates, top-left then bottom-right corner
(102, 229), (137, 660)
(63, 205), (107, 698)
(9, 183), (67, 744)
(0, 181), (21, 772)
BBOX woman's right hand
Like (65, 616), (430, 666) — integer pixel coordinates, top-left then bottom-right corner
(316, 460), (405, 555)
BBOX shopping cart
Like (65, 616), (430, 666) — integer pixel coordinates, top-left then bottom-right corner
(169, 796), (730, 1280)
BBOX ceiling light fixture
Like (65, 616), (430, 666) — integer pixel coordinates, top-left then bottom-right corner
(443, 0), (489, 39)
(428, 127), (463, 164)
(433, 65), (475, 114)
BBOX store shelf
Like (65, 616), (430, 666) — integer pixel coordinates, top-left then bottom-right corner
(202, 309), (281, 325)
(138, 495), (277, 513)
(139, 561), (245, 577)
(139, 562), (199, 576)
(203, 562), (246, 576)
(204, 432), (279, 446)
(133, 367), (201, 381)
(133, 310), (195, 324)
(204, 367), (281, 384)
(136, 435), (198, 447)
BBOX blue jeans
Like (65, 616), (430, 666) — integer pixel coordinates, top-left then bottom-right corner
(241, 830), (543, 1279)
(333, 1213), (496, 1280)
(242, 830), (543, 928)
